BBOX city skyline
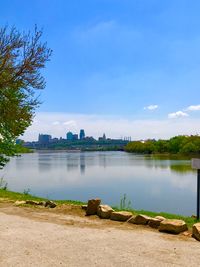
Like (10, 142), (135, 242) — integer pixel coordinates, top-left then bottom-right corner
(27, 129), (131, 143)
(1, 1), (200, 140)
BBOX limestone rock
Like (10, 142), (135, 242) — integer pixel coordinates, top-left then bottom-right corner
(155, 216), (166, 221)
(97, 205), (114, 219)
(86, 198), (101, 216)
(45, 200), (57, 208)
(26, 200), (40, 205)
(110, 211), (132, 222)
(192, 223), (200, 241)
(129, 214), (151, 225)
(159, 219), (188, 234)
(148, 218), (161, 229)
(14, 200), (26, 206)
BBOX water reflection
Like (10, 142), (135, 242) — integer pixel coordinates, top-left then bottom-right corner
(0, 151), (197, 216)
(80, 153), (85, 174)
(38, 152), (52, 172)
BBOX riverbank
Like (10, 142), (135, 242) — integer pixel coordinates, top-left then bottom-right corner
(0, 189), (198, 228)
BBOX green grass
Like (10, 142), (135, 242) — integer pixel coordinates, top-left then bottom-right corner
(0, 189), (86, 206)
(0, 189), (48, 202)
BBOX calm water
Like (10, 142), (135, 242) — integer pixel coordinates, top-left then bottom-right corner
(0, 151), (197, 216)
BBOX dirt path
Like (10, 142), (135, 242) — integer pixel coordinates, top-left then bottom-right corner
(0, 203), (200, 267)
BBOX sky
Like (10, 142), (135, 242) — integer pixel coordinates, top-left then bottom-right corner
(1, 0), (200, 140)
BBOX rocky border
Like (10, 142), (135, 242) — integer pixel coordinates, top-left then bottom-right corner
(83, 198), (198, 239)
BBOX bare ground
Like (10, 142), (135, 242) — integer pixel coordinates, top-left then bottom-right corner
(0, 202), (200, 267)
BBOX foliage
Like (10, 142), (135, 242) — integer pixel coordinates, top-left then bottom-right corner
(0, 26), (52, 168)
(125, 135), (200, 155)
(0, 177), (8, 190)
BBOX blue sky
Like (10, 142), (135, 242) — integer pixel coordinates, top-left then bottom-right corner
(1, 0), (200, 140)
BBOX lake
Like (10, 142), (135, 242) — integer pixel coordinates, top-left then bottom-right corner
(0, 151), (197, 216)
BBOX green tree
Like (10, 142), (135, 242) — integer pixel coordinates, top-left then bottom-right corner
(0, 26), (52, 168)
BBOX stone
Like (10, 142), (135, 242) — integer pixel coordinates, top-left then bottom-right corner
(86, 198), (101, 215)
(148, 218), (161, 229)
(45, 200), (57, 208)
(129, 214), (151, 225)
(159, 219), (188, 234)
(38, 201), (46, 206)
(97, 205), (114, 219)
(81, 205), (87, 210)
(14, 200), (26, 206)
(110, 211), (132, 222)
(192, 223), (200, 241)
(155, 216), (166, 221)
(26, 200), (40, 205)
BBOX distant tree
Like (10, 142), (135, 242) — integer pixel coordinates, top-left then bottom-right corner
(0, 26), (52, 168)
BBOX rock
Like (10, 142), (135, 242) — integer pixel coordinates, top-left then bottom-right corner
(148, 218), (161, 229)
(155, 216), (166, 221)
(97, 205), (114, 219)
(26, 200), (40, 205)
(86, 198), (101, 215)
(159, 219), (188, 234)
(45, 200), (57, 208)
(127, 215), (136, 223)
(14, 200), (26, 206)
(81, 205), (87, 210)
(110, 211), (132, 222)
(129, 214), (151, 225)
(192, 223), (200, 241)
(38, 201), (46, 206)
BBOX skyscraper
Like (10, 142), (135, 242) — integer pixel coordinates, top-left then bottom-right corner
(80, 129), (85, 140)
(38, 134), (51, 144)
(66, 131), (73, 140)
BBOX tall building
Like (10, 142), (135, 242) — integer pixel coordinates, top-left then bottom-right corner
(66, 131), (73, 140)
(38, 134), (51, 144)
(73, 134), (78, 140)
(79, 129), (85, 140)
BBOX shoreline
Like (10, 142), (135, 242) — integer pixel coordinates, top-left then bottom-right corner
(0, 188), (198, 228)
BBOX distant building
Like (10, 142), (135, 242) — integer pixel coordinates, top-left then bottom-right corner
(73, 134), (78, 140)
(51, 138), (59, 143)
(16, 139), (24, 145)
(38, 134), (51, 144)
(79, 129), (85, 140)
(99, 133), (107, 141)
(66, 131), (73, 140)
(84, 136), (95, 141)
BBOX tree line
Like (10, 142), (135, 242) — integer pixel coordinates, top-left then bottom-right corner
(125, 135), (200, 154)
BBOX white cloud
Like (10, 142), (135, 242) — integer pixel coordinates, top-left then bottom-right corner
(168, 111), (189, 119)
(186, 105), (200, 111)
(20, 112), (200, 141)
(52, 121), (60, 125)
(144, 105), (158, 111)
(63, 120), (77, 127)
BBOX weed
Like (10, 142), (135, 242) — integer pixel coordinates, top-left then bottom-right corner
(23, 188), (31, 195)
(0, 177), (8, 190)
(120, 193), (132, 210)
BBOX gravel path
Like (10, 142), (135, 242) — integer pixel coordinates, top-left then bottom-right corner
(0, 206), (200, 266)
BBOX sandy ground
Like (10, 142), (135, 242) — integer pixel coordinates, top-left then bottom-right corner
(0, 203), (200, 267)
